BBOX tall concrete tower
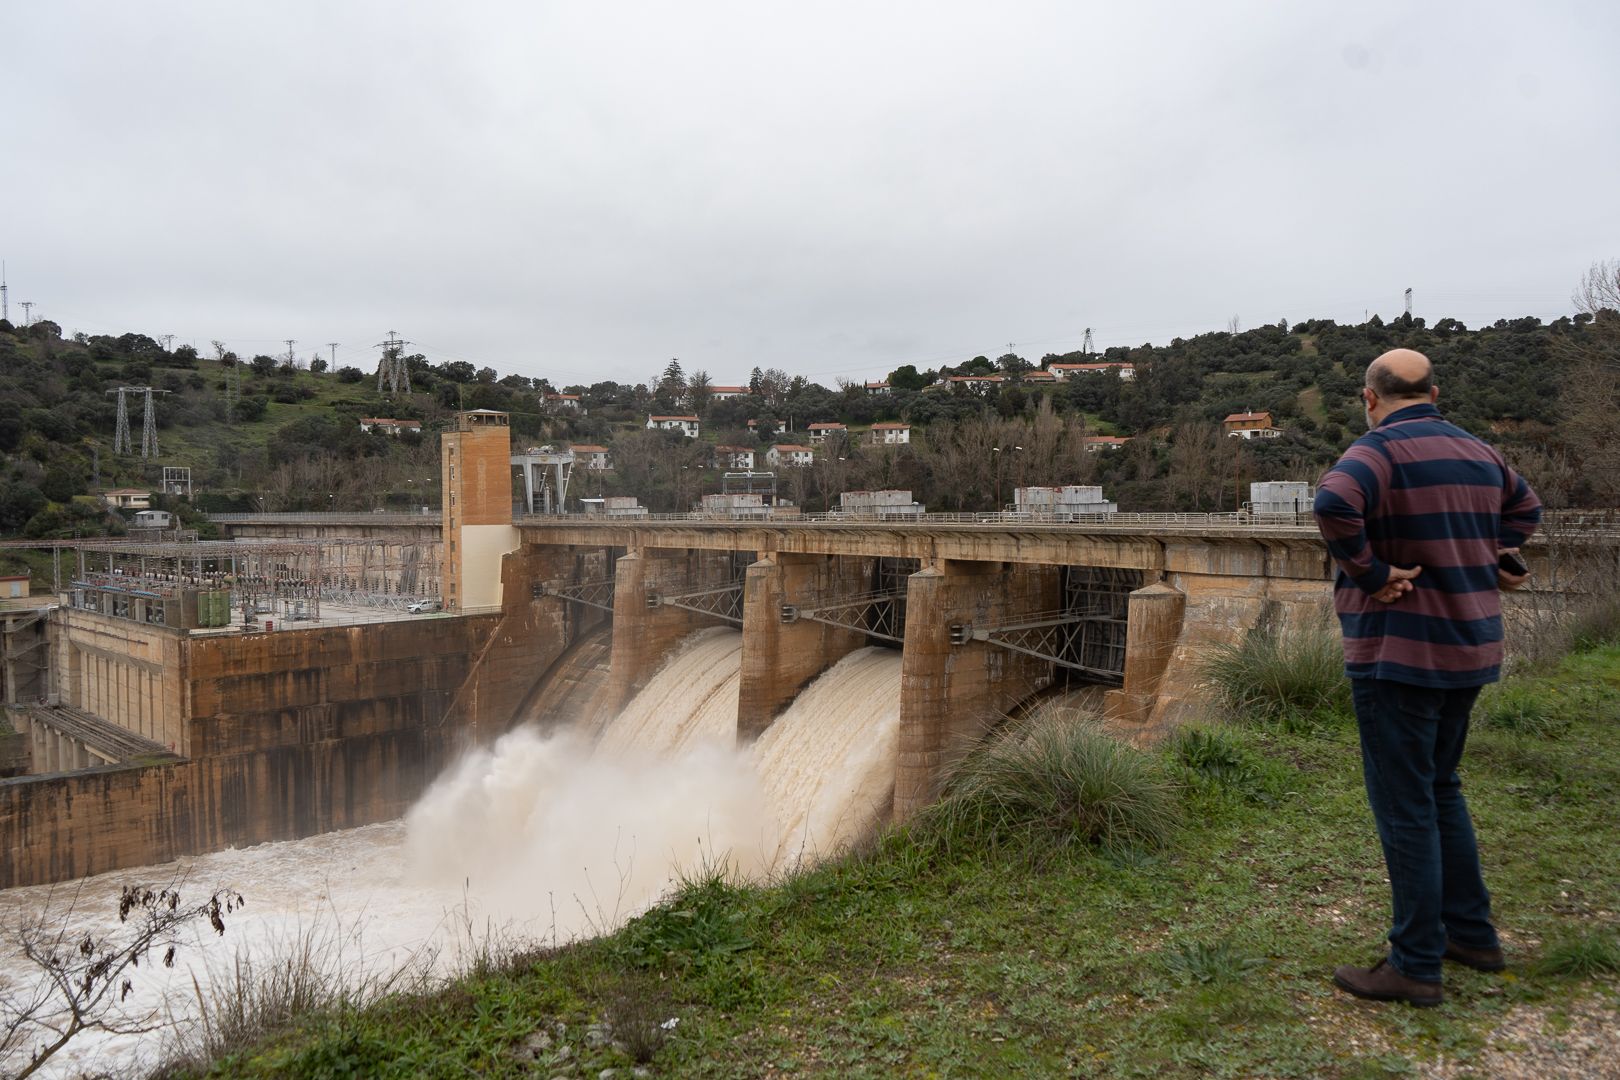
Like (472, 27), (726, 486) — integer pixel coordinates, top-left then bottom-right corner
(441, 409), (518, 611)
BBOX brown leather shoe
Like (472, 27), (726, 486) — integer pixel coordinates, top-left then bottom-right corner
(1332, 958), (1443, 1007)
(1444, 940), (1506, 972)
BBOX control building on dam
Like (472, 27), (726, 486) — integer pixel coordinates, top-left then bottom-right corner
(0, 409), (1591, 888)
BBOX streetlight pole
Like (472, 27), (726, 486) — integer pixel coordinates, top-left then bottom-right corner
(992, 446), (1002, 512)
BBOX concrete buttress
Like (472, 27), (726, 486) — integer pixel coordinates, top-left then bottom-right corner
(736, 554), (868, 742)
(894, 560), (1059, 820)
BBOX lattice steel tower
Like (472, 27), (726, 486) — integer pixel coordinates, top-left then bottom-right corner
(375, 330), (413, 395)
(107, 386), (171, 457)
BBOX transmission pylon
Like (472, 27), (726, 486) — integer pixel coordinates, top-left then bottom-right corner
(1404, 287), (1413, 317)
(375, 330), (412, 395)
(20, 301), (34, 326)
(327, 342), (339, 368)
(110, 388), (131, 454)
(107, 386), (171, 457)
(1082, 327), (1094, 355)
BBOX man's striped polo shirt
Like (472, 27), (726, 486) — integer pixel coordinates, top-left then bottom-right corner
(1313, 402), (1542, 688)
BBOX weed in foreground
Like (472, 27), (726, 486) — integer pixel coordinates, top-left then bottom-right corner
(607, 864), (755, 973)
(158, 909), (439, 1074)
(1160, 939), (1266, 985)
(1202, 619), (1352, 731)
(1475, 681), (1571, 738)
(914, 709), (1181, 861)
(1535, 928), (1620, 978)
(604, 972), (675, 1064)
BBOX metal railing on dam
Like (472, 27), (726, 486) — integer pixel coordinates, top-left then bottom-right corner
(205, 509), (1618, 541)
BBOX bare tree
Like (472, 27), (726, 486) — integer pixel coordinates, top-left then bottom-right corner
(1167, 423), (1224, 510)
(1560, 259), (1620, 502)
(2, 882), (242, 1079)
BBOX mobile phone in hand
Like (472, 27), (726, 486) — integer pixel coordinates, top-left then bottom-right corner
(1498, 551), (1529, 576)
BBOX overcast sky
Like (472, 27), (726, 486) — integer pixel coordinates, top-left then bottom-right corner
(3, 1), (1616, 387)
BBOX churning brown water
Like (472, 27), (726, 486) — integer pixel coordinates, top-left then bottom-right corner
(0, 629), (903, 1077)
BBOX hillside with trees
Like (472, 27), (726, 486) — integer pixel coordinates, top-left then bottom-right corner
(0, 267), (1614, 544)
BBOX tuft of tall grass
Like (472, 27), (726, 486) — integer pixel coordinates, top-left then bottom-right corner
(1475, 681), (1571, 739)
(1202, 620), (1351, 730)
(157, 913), (440, 1074)
(1534, 928), (1620, 978)
(913, 709), (1181, 861)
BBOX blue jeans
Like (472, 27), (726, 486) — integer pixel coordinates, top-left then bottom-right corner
(1349, 678), (1499, 982)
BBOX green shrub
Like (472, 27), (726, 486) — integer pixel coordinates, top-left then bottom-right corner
(914, 710), (1181, 861)
(1202, 620), (1351, 730)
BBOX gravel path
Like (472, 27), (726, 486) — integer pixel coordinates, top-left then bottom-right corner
(1419, 996), (1620, 1080)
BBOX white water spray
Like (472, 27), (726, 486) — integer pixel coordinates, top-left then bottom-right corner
(0, 628), (905, 1077)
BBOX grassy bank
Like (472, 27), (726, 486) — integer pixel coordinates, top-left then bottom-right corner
(180, 645), (1620, 1078)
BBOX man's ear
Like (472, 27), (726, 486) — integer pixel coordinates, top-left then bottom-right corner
(1429, 385), (1440, 404)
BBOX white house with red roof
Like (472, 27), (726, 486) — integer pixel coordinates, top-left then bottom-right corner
(570, 444), (612, 470)
(1048, 362), (1135, 381)
(766, 444), (815, 468)
(359, 417), (423, 435)
(647, 414), (701, 438)
(869, 421), (911, 445)
(714, 445), (756, 469)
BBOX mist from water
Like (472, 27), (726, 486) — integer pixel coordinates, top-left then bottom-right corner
(0, 628), (905, 1077)
(405, 629), (904, 934)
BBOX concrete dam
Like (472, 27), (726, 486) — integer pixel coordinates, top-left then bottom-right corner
(4, 408), (1534, 891)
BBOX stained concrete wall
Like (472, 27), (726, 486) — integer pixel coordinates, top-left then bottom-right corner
(603, 547), (742, 715)
(0, 615), (498, 889)
(894, 560), (1060, 819)
(56, 610), (189, 754)
(440, 544), (612, 745)
(737, 553), (874, 741)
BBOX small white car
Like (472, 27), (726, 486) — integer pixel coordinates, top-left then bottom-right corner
(407, 599), (441, 614)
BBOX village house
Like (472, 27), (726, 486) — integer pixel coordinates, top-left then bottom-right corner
(869, 422), (912, 446)
(100, 488), (152, 510)
(647, 414), (701, 438)
(358, 417), (423, 435)
(707, 385), (748, 400)
(1223, 410), (1282, 439)
(569, 444), (612, 470)
(714, 445), (756, 470)
(766, 444), (815, 468)
(1083, 435), (1131, 452)
(1049, 362), (1135, 380)
(807, 422), (848, 444)
(543, 392), (582, 413)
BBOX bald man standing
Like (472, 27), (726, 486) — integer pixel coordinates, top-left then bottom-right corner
(1313, 348), (1541, 1007)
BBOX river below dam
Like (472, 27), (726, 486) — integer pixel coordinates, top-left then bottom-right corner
(0, 631), (903, 1078)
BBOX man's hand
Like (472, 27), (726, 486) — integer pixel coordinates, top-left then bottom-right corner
(1372, 565), (1422, 603)
(1497, 547), (1529, 591)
